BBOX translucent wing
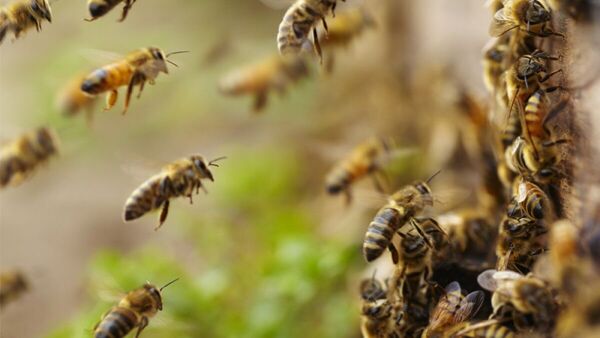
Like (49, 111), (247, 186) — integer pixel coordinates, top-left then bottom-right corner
(489, 7), (519, 37)
(453, 290), (485, 324)
(477, 269), (499, 292)
(258, 0), (296, 10)
(427, 281), (463, 330)
(79, 48), (124, 66)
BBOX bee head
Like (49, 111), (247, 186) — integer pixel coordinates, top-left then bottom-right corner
(503, 217), (533, 237)
(517, 55), (545, 80)
(148, 47), (169, 74)
(190, 155), (213, 182)
(362, 299), (391, 319)
(526, 0), (551, 25)
(143, 283), (164, 311)
(31, 0), (52, 22)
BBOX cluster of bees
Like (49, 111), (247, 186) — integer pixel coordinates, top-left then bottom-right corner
(349, 0), (600, 337)
(0, 0), (379, 337)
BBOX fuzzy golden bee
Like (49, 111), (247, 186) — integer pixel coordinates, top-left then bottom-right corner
(490, 0), (560, 37)
(0, 0), (52, 45)
(325, 137), (392, 204)
(362, 177), (444, 263)
(80, 47), (186, 115)
(277, 0), (343, 61)
(94, 279), (177, 338)
(123, 155), (225, 230)
(56, 73), (99, 123)
(219, 54), (309, 113)
(359, 276), (399, 338)
(86, 0), (136, 22)
(0, 270), (28, 306)
(0, 127), (59, 188)
(421, 281), (484, 338)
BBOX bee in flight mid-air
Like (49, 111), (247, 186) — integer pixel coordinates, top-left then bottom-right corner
(94, 279), (178, 338)
(86, 0), (137, 22)
(0, 270), (28, 307)
(80, 47), (187, 115)
(0, 0), (52, 45)
(123, 155), (225, 230)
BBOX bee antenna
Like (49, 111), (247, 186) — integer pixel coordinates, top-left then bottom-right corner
(209, 156), (227, 167)
(160, 277), (180, 291)
(167, 60), (179, 68)
(166, 50), (191, 57)
(426, 170), (442, 184)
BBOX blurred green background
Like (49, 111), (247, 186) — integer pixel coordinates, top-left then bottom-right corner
(0, 0), (491, 337)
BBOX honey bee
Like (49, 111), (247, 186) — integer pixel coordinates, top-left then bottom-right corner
(490, 0), (561, 37)
(85, 0), (136, 22)
(123, 155), (225, 230)
(218, 54), (309, 113)
(507, 177), (554, 222)
(325, 137), (392, 204)
(437, 211), (496, 263)
(0, 127), (59, 188)
(478, 270), (558, 331)
(277, 0), (342, 61)
(80, 47), (186, 115)
(496, 216), (545, 271)
(421, 281), (485, 338)
(504, 136), (563, 182)
(359, 275), (401, 338)
(0, 0), (52, 44)
(0, 270), (28, 306)
(56, 73), (99, 123)
(363, 175), (444, 263)
(94, 279), (178, 338)
(482, 36), (510, 95)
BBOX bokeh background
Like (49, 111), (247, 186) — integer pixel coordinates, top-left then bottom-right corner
(0, 0), (569, 337)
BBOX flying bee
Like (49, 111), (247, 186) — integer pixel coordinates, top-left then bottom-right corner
(325, 137), (393, 204)
(421, 281), (485, 338)
(123, 155), (225, 230)
(277, 0), (342, 61)
(478, 270), (558, 331)
(94, 279), (178, 338)
(85, 0), (136, 22)
(218, 54), (309, 113)
(0, 127), (59, 188)
(80, 47), (187, 115)
(362, 173), (445, 263)
(0, 0), (52, 44)
(0, 270), (28, 306)
(490, 0), (561, 37)
(56, 73), (99, 123)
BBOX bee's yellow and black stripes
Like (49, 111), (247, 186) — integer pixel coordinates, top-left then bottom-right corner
(81, 61), (133, 95)
(94, 307), (138, 338)
(502, 105), (522, 148)
(363, 207), (404, 262)
(277, 0), (336, 55)
(87, 0), (123, 19)
(463, 324), (515, 338)
(524, 90), (544, 141)
(123, 174), (166, 222)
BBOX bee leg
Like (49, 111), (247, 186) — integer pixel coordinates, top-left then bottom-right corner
(343, 189), (352, 206)
(125, 72), (144, 115)
(156, 200), (170, 231)
(321, 17), (329, 35)
(409, 218), (434, 248)
(119, 0), (133, 22)
(388, 243), (399, 265)
(135, 316), (149, 338)
(253, 91), (268, 113)
(312, 28), (323, 64)
(104, 90), (118, 111)
(137, 80), (145, 99)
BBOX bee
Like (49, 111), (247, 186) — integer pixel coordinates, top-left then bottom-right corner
(363, 174), (444, 263)
(437, 211), (496, 261)
(0, 127), (59, 188)
(80, 47), (186, 115)
(495, 216), (545, 271)
(85, 0), (136, 22)
(507, 177), (554, 222)
(478, 270), (558, 331)
(94, 279), (178, 338)
(219, 54), (309, 113)
(482, 36), (509, 95)
(0, 0), (52, 44)
(489, 0), (561, 37)
(421, 281), (485, 338)
(505, 136), (563, 182)
(277, 0), (342, 61)
(123, 155), (225, 230)
(359, 275), (401, 338)
(56, 73), (99, 123)
(325, 137), (392, 204)
(0, 270), (28, 306)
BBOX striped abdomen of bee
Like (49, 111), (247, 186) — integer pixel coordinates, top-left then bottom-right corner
(86, 0), (135, 22)
(501, 105), (522, 149)
(123, 173), (171, 223)
(277, 0), (338, 59)
(0, 271), (28, 306)
(363, 207), (405, 262)
(94, 307), (140, 338)
(81, 61), (133, 96)
(509, 179), (551, 221)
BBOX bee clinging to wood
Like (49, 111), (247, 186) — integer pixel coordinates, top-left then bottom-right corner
(218, 54), (309, 113)
(94, 279), (178, 338)
(123, 155), (225, 230)
(0, 270), (28, 307)
(0, 127), (59, 188)
(86, 0), (137, 22)
(80, 47), (187, 115)
(0, 0), (52, 45)
(277, 0), (344, 61)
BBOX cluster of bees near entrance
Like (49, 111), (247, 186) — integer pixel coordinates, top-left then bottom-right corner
(1, 0), (600, 337)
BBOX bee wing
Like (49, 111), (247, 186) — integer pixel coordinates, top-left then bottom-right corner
(489, 7), (518, 37)
(453, 290), (485, 324)
(428, 281), (463, 329)
(431, 186), (474, 213)
(79, 48), (124, 66)
(492, 269), (524, 282)
(477, 269), (499, 292)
